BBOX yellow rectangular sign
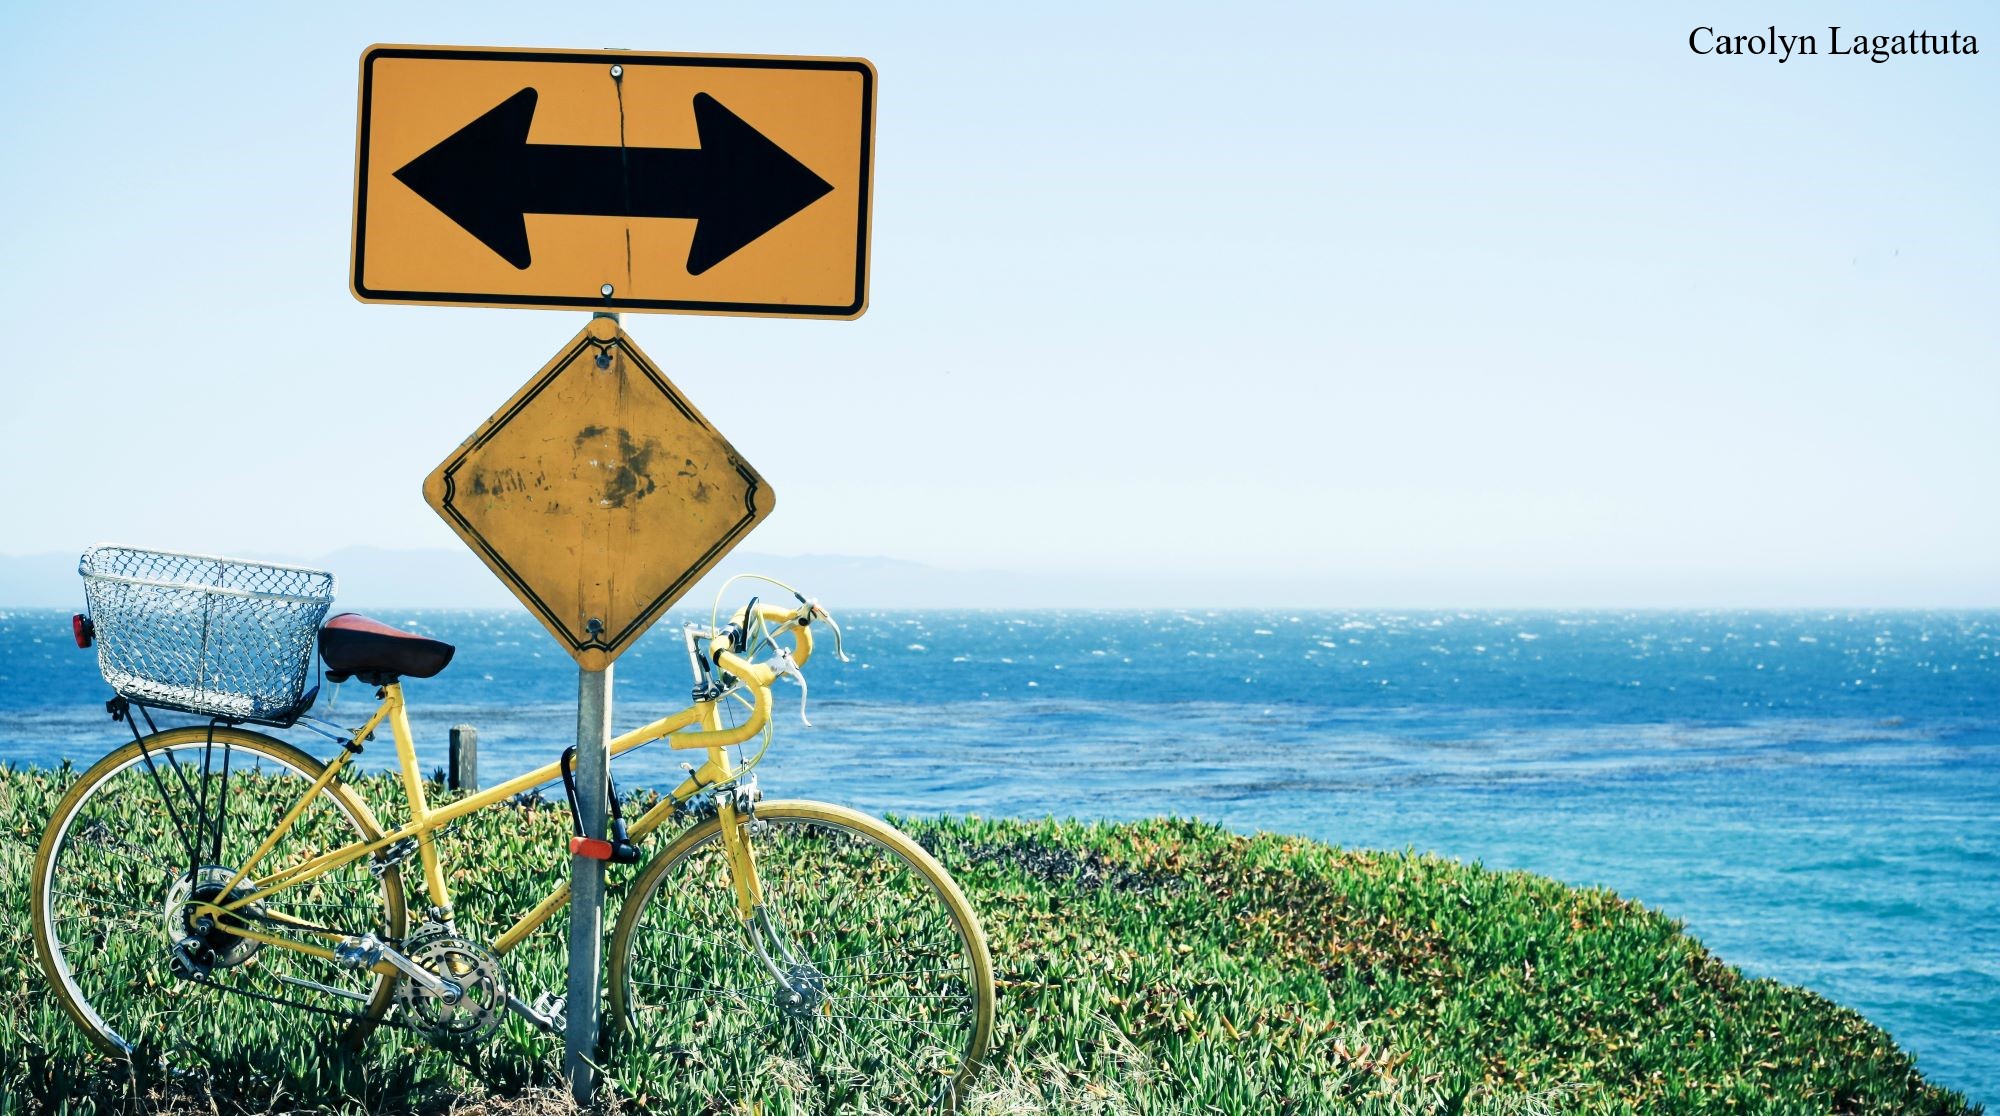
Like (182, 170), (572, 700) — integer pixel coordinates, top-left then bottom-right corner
(352, 45), (874, 318)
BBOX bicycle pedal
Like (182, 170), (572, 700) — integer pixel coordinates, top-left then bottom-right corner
(532, 991), (566, 1032)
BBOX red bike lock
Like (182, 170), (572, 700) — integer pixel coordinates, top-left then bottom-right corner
(569, 835), (617, 860)
(560, 745), (639, 863)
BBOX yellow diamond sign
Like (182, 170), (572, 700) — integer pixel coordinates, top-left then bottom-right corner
(423, 317), (773, 668)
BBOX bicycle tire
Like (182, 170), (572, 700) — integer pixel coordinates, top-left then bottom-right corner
(608, 799), (996, 1111)
(31, 728), (408, 1062)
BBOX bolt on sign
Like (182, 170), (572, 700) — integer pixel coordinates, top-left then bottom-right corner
(423, 317), (774, 669)
(351, 45), (875, 318)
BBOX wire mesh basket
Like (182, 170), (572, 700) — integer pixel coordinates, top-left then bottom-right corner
(79, 546), (337, 724)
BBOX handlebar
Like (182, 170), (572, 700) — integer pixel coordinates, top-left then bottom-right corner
(726, 601), (817, 670)
(667, 653), (773, 750)
(667, 594), (842, 751)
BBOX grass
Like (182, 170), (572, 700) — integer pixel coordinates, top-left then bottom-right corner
(0, 760), (1978, 1115)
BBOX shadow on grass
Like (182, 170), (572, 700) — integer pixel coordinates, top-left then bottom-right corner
(13, 1035), (572, 1116)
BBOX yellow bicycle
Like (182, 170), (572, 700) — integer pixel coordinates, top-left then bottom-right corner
(31, 547), (994, 1109)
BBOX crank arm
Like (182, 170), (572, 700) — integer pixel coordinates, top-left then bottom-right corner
(505, 991), (564, 1034)
(385, 948), (461, 999)
(336, 934), (460, 999)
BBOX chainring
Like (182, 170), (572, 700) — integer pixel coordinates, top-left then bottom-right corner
(393, 932), (507, 1043)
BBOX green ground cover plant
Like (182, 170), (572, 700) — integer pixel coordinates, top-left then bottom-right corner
(0, 762), (1976, 1115)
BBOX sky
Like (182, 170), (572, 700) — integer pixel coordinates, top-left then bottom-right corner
(0, 1), (1993, 607)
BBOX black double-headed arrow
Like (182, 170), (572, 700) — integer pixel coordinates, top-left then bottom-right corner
(393, 87), (834, 275)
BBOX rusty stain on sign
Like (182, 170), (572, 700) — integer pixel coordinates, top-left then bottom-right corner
(423, 317), (773, 669)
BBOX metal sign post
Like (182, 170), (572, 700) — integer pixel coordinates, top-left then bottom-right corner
(563, 309), (619, 1102)
(564, 658), (612, 1100)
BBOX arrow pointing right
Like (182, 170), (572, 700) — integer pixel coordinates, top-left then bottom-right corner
(393, 87), (835, 275)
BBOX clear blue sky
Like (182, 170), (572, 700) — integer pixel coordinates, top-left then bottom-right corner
(1, 1), (1993, 606)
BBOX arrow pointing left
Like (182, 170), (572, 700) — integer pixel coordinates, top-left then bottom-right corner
(393, 87), (835, 275)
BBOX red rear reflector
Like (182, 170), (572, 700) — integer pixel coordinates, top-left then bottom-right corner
(71, 614), (94, 649)
(569, 836), (615, 861)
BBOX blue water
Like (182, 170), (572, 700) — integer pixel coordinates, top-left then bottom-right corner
(3, 608), (1995, 1103)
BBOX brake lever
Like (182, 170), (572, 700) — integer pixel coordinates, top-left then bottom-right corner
(765, 647), (814, 727)
(805, 599), (850, 663)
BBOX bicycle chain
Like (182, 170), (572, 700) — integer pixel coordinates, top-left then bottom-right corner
(183, 970), (411, 1031)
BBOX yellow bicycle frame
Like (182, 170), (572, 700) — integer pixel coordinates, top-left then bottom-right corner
(190, 609), (811, 970)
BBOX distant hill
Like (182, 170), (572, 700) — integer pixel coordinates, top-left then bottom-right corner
(16, 548), (1992, 611)
(0, 547), (1183, 611)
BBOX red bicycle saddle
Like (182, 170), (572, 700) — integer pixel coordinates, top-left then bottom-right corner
(319, 614), (455, 682)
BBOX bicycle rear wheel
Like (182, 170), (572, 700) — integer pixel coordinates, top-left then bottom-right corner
(31, 728), (407, 1065)
(609, 800), (995, 1112)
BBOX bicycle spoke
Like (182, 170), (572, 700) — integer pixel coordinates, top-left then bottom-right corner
(50, 887), (162, 919)
(640, 922), (745, 959)
(67, 821), (182, 876)
(629, 978), (736, 996)
(64, 952), (165, 985)
(820, 952), (960, 980)
(816, 996), (964, 1032)
(823, 1010), (959, 1034)
(633, 993), (752, 1012)
(825, 963), (966, 981)
(50, 913), (155, 937)
(805, 1010), (950, 1091)
(812, 943), (907, 968)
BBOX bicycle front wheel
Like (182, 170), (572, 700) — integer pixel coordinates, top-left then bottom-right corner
(31, 728), (407, 1065)
(609, 800), (995, 1112)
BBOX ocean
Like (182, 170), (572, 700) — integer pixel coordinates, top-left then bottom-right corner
(2, 607), (1995, 1103)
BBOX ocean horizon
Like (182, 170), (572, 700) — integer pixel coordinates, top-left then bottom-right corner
(3, 605), (1995, 1104)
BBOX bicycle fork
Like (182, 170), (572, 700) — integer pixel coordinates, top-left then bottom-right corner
(716, 797), (826, 1015)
